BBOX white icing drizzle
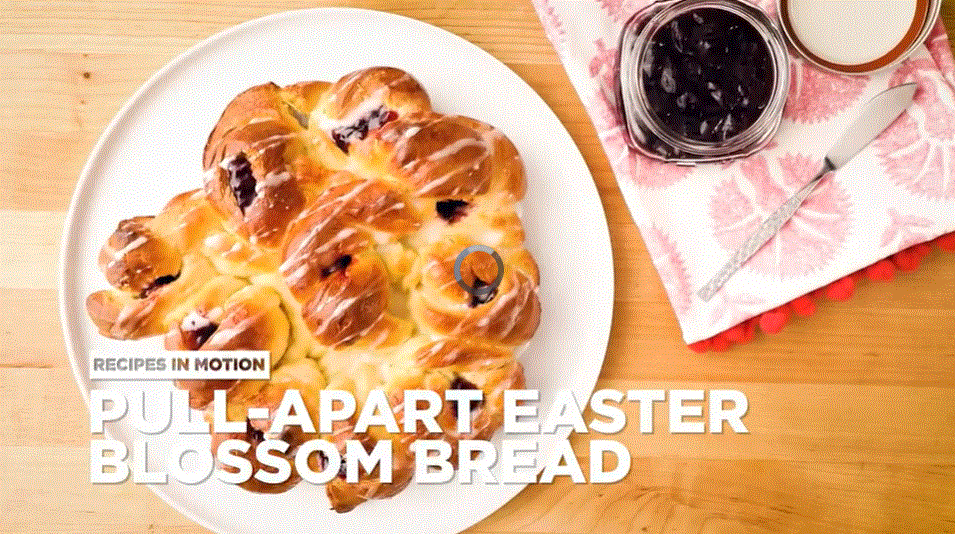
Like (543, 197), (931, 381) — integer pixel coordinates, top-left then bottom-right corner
(181, 310), (211, 331)
(413, 132), (494, 196)
(321, 297), (359, 330)
(373, 201), (405, 219)
(202, 167), (217, 186)
(363, 317), (391, 348)
(279, 216), (334, 274)
(318, 87), (387, 132)
(499, 283), (530, 338)
(388, 73), (412, 88)
(206, 316), (255, 347)
(280, 181), (374, 275)
(109, 235), (147, 260)
(287, 263), (309, 286)
(116, 297), (157, 329)
(321, 71), (412, 126)
(245, 133), (296, 160)
(203, 233), (227, 249)
(326, 69), (367, 104)
(425, 137), (485, 162)
(354, 313), (385, 341)
(448, 270), (529, 339)
(255, 170), (292, 194)
(419, 340), (447, 363)
(285, 226), (359, 285)
(218, 154), (238, 170)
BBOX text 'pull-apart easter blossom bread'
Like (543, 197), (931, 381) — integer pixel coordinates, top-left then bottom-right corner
(85, 67), (541, 512)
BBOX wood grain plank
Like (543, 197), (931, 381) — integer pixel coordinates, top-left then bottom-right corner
(0, 211), (62, 290)
(1, 1), (955, 533)
(0, 368), (87, 447)
(471, 459), (955, 534)
(568, 380), (955, 465)
(0, 446), (206, 533)
(0, 289), (63, 369)
(0, 1), (556, 64)
(1, 446), (951, 534)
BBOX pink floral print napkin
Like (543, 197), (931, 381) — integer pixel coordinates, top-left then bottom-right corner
(533, 0), (955, 344)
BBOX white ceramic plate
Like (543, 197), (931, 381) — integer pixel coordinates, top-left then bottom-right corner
(59, 8), (613, 534)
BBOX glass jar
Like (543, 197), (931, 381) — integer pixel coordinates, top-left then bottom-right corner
(616, 0), (790, 163)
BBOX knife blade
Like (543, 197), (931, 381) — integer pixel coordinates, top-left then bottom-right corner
(697, 83), (918, 303)
(826, 83), (918, 169)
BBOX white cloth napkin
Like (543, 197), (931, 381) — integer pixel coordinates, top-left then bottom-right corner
(533, 0), (955, 343)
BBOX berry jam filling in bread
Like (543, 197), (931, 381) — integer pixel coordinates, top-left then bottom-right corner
(469, 277), (498, 307)
(180, 311), (219, 350)
(336, 456), (349, 480)
(435, 199), (470, 223)
(245, 419), (293, 448)
(247, 422), (266, 445)
(226, 154), (256, 213)
(138, 272), (179, 299)
(449, 375), (484, 415)
(321, 255), (352, 279)
(331, 106), (398, 153)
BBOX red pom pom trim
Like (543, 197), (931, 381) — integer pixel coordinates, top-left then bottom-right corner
(689, 231), (954, 352)
(826, 276), (856, 301)
(866, 259), (896, 282)
(790, 295), (816, 317)
(759, 306), (789, 334)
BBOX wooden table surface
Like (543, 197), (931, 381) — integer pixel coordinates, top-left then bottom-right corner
(2, 1), (954, 533)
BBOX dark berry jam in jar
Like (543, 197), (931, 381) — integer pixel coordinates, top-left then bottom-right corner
(617, 0), (789, 163)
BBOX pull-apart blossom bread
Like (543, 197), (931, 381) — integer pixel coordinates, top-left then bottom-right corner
(86, 67), (540, 512)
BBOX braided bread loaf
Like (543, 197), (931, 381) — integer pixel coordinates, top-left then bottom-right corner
(86, 67), (540, 512)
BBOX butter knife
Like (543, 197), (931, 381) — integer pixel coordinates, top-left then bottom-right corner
(698, 83), (918, 302)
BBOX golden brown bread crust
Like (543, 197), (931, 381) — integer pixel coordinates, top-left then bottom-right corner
(86, 67), (539, 510)
(324, 435), (415, 513)
(283, 81), (332, 124)
(279, 176), (419, 349)
(208, 359), (325, 494)
(97, 216), (181, 295)
(412, 339), (525, 443)
(353, 113), (526, 200)
(317, 67), (430, 123)
(86, 255), (221, 340)
(410, 236), (541, 346)
(166, 285), (293, 409)
(312, 67), (431, 154)
(94, 188), (224, 299)
(203, 82), (329, 248)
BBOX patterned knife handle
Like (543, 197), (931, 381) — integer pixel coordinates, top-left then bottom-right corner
(697, 160), (836, 302)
